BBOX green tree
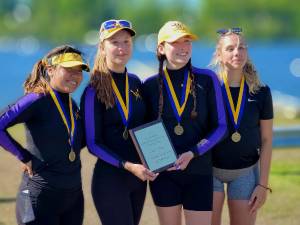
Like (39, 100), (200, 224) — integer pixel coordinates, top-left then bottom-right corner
(197, 0), (300, 40)
(1, 0), (299, 43)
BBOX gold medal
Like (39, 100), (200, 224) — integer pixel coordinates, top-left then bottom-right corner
(174, 124), (184, 135)
(231, 131), (241, 143)
(69, 150), (76, 162)
(123, 128), (129, 140)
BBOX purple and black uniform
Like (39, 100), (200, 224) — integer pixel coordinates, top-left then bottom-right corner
(81, 71), (147, 225)
(142, 65), (227, 211)
(0, 92), (84, 225)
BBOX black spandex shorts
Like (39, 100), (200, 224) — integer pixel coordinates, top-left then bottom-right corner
(149, 171), (213, 211)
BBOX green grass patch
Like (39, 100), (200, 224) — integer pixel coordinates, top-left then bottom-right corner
(273, 116), (300, 127)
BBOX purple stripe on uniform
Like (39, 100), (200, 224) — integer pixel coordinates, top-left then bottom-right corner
(84, 87), (121, 167)
(0, 93), (41, 161)
(192, 68), (227, 155)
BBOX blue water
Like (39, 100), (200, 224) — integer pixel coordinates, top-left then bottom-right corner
(1, 42), (300, 147)
(1, 42), (300, 107)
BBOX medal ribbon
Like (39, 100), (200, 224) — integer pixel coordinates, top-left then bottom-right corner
(163, 68), (191, 122)
(111, 73), (130, 127)
(222, 74), (247, 130)
(49, 88), (76, 146)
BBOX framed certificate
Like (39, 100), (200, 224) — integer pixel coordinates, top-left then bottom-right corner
(129, 119), (177, 173)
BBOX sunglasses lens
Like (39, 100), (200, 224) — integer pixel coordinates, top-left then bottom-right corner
(217, 29), (228, 35)
(118, 20), (131, 28)
(103, 20), (117, 30)
(102, 20), (132, 31)
(217, 28), (242, 35)
(231, 27), (242, 34)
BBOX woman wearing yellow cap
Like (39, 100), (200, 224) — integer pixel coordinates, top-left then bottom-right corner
(143, 21), (227, 225)
(210, 28), (273, 225)
(80, 19), (158, 225)
(0, 45), (89, 225)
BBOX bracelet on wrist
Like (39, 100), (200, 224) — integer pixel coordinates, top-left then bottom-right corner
(258, 184), (272, 193)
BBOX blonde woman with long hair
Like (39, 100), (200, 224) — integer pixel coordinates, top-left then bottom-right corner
(210, 28), (273, 225)
(80, 19), (157, 225)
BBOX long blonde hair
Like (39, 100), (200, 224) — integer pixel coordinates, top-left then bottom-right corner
(24, 45), (83, 94)
(90, 42), (115, 109)
(210, 32), (263, 94)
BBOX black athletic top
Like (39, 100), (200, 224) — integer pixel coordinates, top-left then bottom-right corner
(212, 85), (273, 169)
(142, 65), (227, 174)
(0, 92), (84, 189)
(81, 71), (146, 171)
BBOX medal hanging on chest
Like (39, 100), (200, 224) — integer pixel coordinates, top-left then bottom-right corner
(49, 88), (77, 162)
(174, 123), (184, 135)
(112, 73), (131, 140)
(163, 68), (191, 136)
(222, 74), (247, 143)
(231, 131), (241, 142)
(68, 147), (76, 162)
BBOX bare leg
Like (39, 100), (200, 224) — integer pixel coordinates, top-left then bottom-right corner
(212, 191), (225, 225)
(228, 200), (257, 225)
(184, 209), (212, 225)
(156, 205), (182, 225)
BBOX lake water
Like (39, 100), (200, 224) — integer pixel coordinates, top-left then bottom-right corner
(1, 41), (300, 147)
(1, 41), (300, 107)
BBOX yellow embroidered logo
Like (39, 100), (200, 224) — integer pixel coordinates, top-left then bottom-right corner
(171, 22), (185, 32)
(130, 89), (142, 100)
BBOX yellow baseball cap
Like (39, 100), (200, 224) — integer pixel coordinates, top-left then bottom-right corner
(99, 19), (136, 42)
(48, 53), (90, 72)
(158, 21), (198, 45)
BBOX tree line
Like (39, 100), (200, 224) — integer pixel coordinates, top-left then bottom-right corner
(0, 0), (299, 43)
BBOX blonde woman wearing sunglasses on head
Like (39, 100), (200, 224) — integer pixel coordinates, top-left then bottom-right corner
(210, 28), (273, 225)
(80, 19), (158, 225)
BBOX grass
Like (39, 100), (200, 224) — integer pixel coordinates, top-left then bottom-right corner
(273, 115), (300, 127)
(0, 125), (300, 225)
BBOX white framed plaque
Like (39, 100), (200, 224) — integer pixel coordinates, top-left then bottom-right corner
(129, 120), (177, 173)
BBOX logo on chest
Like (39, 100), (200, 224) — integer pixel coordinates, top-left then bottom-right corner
(130, 88), (142, 100)
(248, 98), (257, 102)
